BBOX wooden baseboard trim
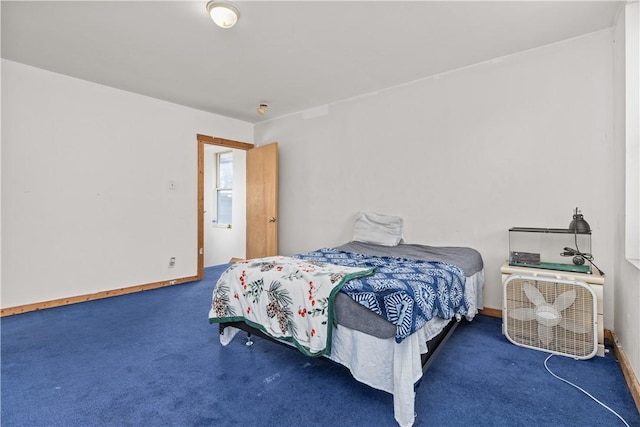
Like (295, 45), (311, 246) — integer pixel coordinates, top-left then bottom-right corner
(0, 275), (199, 317)
(606, 329), (640, 412)
(479, 307), (502, 318)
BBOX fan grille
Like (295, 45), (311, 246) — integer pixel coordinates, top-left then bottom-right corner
(504, 275), (597, 359)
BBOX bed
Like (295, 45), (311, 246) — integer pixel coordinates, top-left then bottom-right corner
(208, 214), (484, 427)
(209, 245), (484, 426)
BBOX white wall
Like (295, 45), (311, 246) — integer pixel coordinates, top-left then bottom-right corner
(1, 12), (636, 385)
(255, 30), (617, 329)
(1, 59), (253, 308)
(203, 145), (246, 266)
(0, 6), (3, 307)
(613, 2), (640, 384)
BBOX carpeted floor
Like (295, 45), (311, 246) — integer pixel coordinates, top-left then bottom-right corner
(2, 264), (638, 427)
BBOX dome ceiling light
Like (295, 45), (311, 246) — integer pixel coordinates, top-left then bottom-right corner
(206, 1), (240, 29)
(257, 103), (269, 116)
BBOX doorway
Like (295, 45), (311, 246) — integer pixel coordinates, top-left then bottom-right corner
(203, 145), (246, 266)
(196, 134), (279, 280)
(197, 134), (254, 279)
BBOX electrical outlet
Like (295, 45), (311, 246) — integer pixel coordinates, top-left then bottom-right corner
(169, 257), (176, 268)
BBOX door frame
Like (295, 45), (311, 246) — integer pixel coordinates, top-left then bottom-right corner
(196, 134), (254, 280)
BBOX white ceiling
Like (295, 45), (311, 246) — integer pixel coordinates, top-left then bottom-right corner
(1, 1), (623, 123)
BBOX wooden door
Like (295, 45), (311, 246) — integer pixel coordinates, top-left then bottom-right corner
(246, 142), (278, 259)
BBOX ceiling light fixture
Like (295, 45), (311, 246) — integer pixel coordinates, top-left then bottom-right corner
(206, 1), (240, 29)
(257, 103), (269, 116)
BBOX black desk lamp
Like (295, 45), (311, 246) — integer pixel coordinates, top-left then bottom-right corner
(563, 207), (604, 275)
(568, 207), (591, 233)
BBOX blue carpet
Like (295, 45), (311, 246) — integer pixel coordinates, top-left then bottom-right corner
(2, 265), (638, 427)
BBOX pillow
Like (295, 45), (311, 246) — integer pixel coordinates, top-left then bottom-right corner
(352, 212), (404, 246)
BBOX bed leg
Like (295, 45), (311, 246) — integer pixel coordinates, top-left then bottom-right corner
(246, 333), (253, 346)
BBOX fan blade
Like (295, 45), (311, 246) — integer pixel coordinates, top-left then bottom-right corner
(538, 324), (554, 346)
(553, 290), (576, 311)
(560, 317), (589, 334)
(509, 307), (536, 321)
(523, 282), (546, 306)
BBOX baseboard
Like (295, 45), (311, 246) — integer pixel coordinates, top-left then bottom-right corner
(0, 275), (199, 317)
(479, 307), (502, 318)
(606, 329), (640, 413)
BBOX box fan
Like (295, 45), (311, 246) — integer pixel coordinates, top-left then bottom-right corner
(503, 274), (598, 360)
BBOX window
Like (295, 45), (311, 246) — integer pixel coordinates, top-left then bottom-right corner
(214, 151), (233, 226)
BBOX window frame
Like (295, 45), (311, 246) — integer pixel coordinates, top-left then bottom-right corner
(213, 150), (233, 227)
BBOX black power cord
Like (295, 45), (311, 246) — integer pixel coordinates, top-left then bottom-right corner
(560, 232), (605, 276)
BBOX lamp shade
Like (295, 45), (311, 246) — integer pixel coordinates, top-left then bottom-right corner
(569, 211), (591, 233)
(207, 1), (240, 29)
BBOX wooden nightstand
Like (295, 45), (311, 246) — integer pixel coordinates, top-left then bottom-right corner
(501, 261), (605, 357)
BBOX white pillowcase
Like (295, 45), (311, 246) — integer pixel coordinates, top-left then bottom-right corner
(352, 212), (404, 246)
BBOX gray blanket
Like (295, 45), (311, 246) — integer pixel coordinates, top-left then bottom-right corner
(336, 241), (484, 276)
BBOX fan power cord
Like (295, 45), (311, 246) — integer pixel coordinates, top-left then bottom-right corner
(544, 354), (630, 427)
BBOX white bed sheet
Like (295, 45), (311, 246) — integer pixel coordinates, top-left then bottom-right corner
(327, 270), (484, 427)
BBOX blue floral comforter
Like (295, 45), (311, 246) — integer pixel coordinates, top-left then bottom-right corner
(295, 248), (469, 343)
